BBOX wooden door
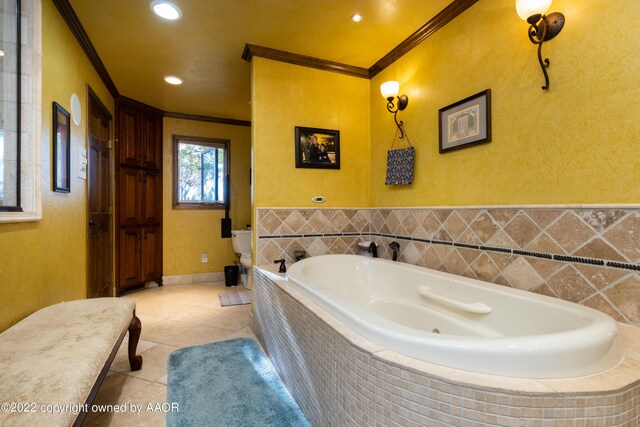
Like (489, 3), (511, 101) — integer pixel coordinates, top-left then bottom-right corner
(87, 89), (113, 298)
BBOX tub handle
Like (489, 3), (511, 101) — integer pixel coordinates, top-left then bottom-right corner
(418, 286), (492, 314)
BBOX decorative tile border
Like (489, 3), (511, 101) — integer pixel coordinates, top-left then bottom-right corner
(252, 269), (640, 426)
(256, 207), (640, 325)
(366, 232), (640, 270)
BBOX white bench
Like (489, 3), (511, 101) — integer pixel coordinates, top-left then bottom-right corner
(0, 298), (143, 426)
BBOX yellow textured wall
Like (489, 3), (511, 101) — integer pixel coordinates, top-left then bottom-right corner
(252, 57), (371, 208)
(371, 0), (640, 206)
(0, 0), (114, 330)
(162, 118), (252, 275)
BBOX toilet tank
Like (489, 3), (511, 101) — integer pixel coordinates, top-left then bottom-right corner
(231, 230), (252, 254)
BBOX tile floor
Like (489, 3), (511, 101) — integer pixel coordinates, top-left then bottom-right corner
(84, 282), (256, 426)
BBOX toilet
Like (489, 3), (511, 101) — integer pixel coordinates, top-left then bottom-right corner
(231, 230), (252, 286)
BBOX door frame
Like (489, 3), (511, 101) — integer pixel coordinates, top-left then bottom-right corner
(87, 86), (114, 297)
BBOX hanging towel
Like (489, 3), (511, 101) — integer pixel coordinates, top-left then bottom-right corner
(385, 128), (414, 186)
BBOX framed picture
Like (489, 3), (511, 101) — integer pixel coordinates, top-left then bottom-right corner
(295, 126), (340, 169)
(439, 89), (491, 153)
(52, 102), (71, 192)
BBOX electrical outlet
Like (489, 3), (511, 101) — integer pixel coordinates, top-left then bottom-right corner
(201, 252), (208, 263)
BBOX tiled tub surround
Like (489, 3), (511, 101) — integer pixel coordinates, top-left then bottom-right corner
(256, 207), (640, 325)
(252, 267), (640, 427)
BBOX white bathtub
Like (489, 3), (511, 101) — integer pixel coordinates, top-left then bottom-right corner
(286, 254), (622, 378)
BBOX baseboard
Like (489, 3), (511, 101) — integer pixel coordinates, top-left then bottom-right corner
(162, 272), (224, 285)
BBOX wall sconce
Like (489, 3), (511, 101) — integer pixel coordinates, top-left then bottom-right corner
(380, 81), (409, 138)
(516, 0), (564, 90)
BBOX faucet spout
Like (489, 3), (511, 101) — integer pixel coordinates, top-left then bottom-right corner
(389, 241), (400, 261)
(368, 242), (378, 258)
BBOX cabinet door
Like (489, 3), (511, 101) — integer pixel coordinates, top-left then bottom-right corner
(141, 225), (162, 282)
(142, 113), (162, 170)
(141, 170), (162, 225)
(118, 227), (141, 288)
(118, 168), (142, 226)
(118, 107), (142, 167)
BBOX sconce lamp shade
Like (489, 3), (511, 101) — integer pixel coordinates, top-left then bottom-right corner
(380, 81), (400, 101)
(516, 0), (552, 21)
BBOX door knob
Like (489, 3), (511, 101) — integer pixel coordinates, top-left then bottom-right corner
(89, 219), (99, 226)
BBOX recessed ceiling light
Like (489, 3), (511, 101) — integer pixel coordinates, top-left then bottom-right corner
(0, 50), (4, 57)
(351, 13), (363, 22)
(164, 75), (183, 85)
(151, 1), (182, 20)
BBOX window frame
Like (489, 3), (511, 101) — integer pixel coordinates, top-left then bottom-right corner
(0, 0), (22, 212)
(0, 0), (42, 223)
(172, 135), (230, 210)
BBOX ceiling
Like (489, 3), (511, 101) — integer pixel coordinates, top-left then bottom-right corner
(68, 0), (452, 121)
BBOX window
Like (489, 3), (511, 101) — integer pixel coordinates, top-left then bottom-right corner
(0, 0), (21, 211)
(0, 0), (41, 222)
(173, 136), (229, 209)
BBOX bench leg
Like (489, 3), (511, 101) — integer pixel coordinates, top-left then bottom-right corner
(128, 310), (143, 371)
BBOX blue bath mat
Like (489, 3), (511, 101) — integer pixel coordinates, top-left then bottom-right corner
(167, 338), (309, 427)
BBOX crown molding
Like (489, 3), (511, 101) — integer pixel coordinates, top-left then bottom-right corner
(116, 96), (164, 116)
(51, 0), (119, 98)
(118, 98), (251, 128)
(369, 0), (479, 77)
(164, 112), (251, 128)
(242, 44), (370, 79)
(242, 0), (478, 79)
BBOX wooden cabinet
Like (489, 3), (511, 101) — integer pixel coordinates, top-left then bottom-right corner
(115, 97), (163, 294)
(118, 227), (141, 288)
(118, 225), (163, 289)
(141, 225), (162, 282)
(118, 104), (162, 170)
(118, 107), (142, 168)
(118, 168), (142, 226)
(118, 169), (161, 227)
(141, 170), (162, 224)
(142, 114), (162, 170)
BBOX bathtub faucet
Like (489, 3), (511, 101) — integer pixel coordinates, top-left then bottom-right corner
(389, 241), (400, 261)
(368, 242), (378, 258)
(274, 259), (286, 273)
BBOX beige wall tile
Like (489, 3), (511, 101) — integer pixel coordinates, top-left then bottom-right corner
(603, 213), (640, 263)
(574, 265), (629, 291)
(573, 238), (626, 261)
(442, 212), (468, 241)
(547, 213), (597, 253)
(502, 257), (543, 291)
(503, 213), (543, 248)
(547, 266), (597, 303)
(582, 295), (626, 322)
(604, 276), (640, 323)
(255, 207), (640, 325)
(576, 210), (627, 233)
(469, 211), (500, 243)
